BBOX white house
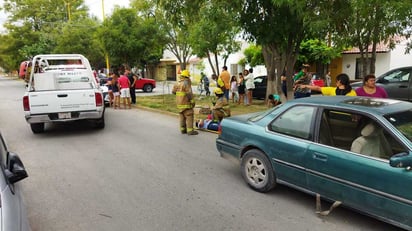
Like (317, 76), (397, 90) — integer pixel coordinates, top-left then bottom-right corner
(336, 36), (412, 81)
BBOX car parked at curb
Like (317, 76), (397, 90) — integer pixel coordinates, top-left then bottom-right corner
(252, 75), (267, 99)
(0, 131), (30, 231)
(253, 73), (324, 99)
(216, 96), (412, 230)
(311, 73), (325, 88)
(135, 77), (156, 92)
(351, 66), (412, 101)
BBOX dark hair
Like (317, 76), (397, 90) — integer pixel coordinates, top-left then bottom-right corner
(335, 73), (352, 95)
(222, 66), (227, 70)
(363, 74), (376, 84)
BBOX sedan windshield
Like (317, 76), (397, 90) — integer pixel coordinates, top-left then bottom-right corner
(385, 110), (412, 142)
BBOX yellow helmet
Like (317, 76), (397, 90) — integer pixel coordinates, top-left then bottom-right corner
(214, 87), (224, 95)
(181, 70), (190, 78)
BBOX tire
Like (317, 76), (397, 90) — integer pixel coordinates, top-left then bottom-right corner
(94, 115), (105, 129)
(30, 123), (45, 134)
(240, 149), (276, 192)
(143, 84), (153, 92)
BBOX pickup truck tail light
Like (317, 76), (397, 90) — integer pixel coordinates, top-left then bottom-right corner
(95, 92), (103, 107)
(23, 96), (30, 111)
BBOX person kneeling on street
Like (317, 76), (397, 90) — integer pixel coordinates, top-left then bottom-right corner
(212, 87), (231, 122)
(267, 94), (281, 108)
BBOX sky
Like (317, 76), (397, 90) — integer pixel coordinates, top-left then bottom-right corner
(0, 0), (130, 32)
(85, 0), (130, 20)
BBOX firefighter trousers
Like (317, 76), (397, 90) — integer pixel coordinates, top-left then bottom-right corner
(179, 108), (194, 133)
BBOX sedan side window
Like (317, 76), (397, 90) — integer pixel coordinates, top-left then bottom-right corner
(381, 69), (410, 83)
(270, 106), (316, 139)
(0, 137), (6, 168)
(401, 72), (410, 82)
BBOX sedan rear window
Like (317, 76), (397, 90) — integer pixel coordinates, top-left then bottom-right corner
(269, 106), (316, 139)
(385, 110), (412, 142)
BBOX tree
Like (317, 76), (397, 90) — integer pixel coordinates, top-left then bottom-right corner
(241, 44), (265, 68)
(0, 0), (91, 70)
(238, 0), (326, 100)
(53, 19), (104, 67)
(330, 0), (412, 77)
(155, 0), (198, 70)
(99, 6), (166, 75)
(188, 0), (241, 76)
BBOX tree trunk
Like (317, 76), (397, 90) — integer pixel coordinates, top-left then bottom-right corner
(214, 53), (220, 76)
(262, 44), (297, 102)
(370, 41), (377, 75)
(206, 53), (216, 75)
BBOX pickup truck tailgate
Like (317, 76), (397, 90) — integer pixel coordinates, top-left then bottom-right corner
(29, 90), (97, 114)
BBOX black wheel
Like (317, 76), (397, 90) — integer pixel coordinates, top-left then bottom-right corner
(240, 149), (276, 192)
(30, 123), (45, 133)
(143, 84), (153, 92)
(94, 115), (105, 129)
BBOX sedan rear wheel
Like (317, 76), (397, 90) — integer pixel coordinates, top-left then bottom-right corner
(241, 149), (276, 192)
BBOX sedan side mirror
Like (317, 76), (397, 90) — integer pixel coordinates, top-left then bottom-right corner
(389, 152), (412, 169)
(4, 152), (28, 184)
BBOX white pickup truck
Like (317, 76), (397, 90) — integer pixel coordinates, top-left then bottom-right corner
(22, 54), (105, 133)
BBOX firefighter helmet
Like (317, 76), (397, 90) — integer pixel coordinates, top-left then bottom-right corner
(181, 70), (190, 78)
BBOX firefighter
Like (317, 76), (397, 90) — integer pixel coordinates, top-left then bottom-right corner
(212, 87), (231, 122)
(172, 70), (198, 135)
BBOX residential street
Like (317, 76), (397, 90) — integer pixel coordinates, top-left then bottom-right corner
(0, 76), (402, 231)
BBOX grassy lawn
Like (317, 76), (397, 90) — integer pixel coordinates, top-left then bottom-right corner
(136, 94), (269, 116)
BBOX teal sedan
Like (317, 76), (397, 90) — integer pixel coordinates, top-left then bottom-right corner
(216, 96), (412, 230)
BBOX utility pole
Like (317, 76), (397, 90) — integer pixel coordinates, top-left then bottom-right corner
(102, 0), (110, 73)
(64, 0), (74, 21)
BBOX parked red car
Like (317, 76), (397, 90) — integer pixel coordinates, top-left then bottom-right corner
(135, 77), (156, 92)
(311, 73), (325, 87)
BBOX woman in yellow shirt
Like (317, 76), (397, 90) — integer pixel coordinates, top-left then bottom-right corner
(300, 73), (357, 96)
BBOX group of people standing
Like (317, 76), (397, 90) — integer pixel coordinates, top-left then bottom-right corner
(293, 64), (387, 98)
(214, 66), (256, 106)
(105, 65), (139, 109)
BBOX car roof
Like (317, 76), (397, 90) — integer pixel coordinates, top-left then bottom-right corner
(288, 96), (412, 115)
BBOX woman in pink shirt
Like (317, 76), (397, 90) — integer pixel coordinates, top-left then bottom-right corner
(355, 74), (388, 98)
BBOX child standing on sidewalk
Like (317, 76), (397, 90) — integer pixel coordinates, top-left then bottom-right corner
(230, 75), (238, 103)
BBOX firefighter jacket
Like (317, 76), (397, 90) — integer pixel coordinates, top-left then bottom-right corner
(212, 96), (230, 121)
(172, 78), (195, 112)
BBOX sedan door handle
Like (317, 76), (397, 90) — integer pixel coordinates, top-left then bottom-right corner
(57, 94), (68, 97)
(313, 152), (327, 161)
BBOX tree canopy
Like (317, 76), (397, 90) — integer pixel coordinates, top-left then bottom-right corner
(0, 0), (411, 93)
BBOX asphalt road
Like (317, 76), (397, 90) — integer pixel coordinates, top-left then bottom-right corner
(0, 76), (403, 231)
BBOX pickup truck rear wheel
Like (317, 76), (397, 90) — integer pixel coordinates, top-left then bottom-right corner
(94, 116), (105, 129)
(30, 123), (45, 133)
(143, 84), (153, 92)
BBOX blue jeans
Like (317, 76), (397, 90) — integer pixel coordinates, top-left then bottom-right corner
(224, 89), (229, 101)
